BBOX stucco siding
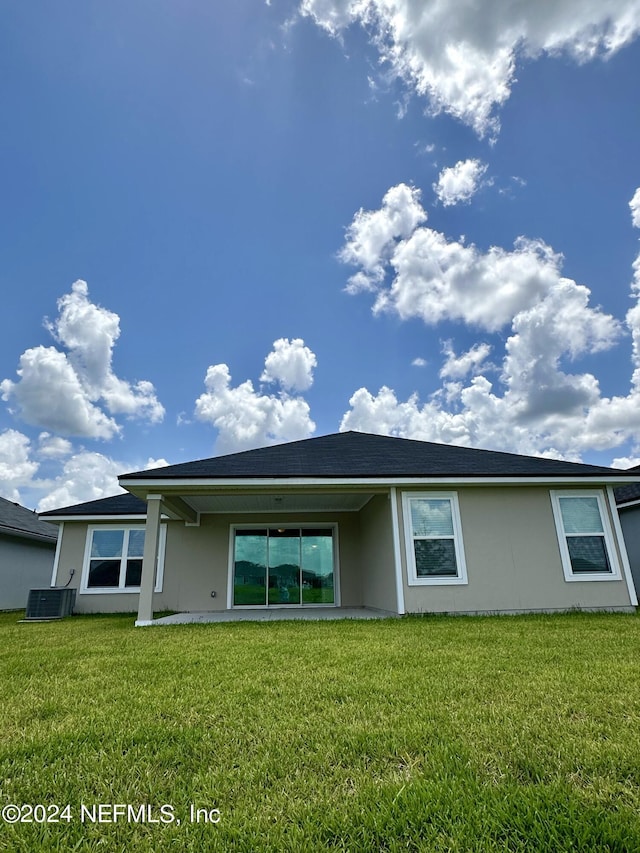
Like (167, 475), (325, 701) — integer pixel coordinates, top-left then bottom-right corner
(56, 511), (366, 614)
(53, 485), (633, 617)
(53, 521), (171, 614)
(358, 494), (397, 612)
(160, 517), (227, 612)
(401, 486), (633, 614)
(52, 520), (85, 598)
(160, 511), (369, 611)
(0, 535), (56, 610)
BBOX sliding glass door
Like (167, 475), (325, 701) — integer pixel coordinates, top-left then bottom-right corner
(233, 528), (335, 606)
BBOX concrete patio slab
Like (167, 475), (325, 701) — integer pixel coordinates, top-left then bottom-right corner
(152, 607), (396, 625)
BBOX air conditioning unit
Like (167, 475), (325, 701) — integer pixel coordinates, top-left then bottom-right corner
(25, 588), (76, 620)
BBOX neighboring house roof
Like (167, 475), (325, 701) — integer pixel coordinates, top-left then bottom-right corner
(0, 496), (58, 543)
(614, 464), (640, 506)
(119, 431), (640, 482)
(40, 493), (147, 519)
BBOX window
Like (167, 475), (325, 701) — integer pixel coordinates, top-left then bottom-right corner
(550, 491), (621, 582)
(402, 492), (467, 585)
(81, 526), (165, 593)
(231, 526), (336, 607)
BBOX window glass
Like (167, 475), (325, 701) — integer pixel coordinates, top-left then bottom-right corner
(91, 530), (123, 558)
(414, 539), (457, 576)
(302, 531), (334, 604)
(268, 530), (301, 605)
(559, 497), (604, 534)
(127, 529), (146, 557)
(567, 536), (610, 574)
(233, 528), (334, 606)
(88, 559), (120, 587)
(125, 559), (143, 587)
(234, 530), (268, 605)
(410, 499), (454, 537)
(551, 491), (618, 581)
(403, 493), (467, 585)
(85, 527), (163, 591)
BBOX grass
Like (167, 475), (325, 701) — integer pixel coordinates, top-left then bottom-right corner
(0, 610), (639, 851)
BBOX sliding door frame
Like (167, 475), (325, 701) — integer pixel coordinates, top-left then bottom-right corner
(227, 523), (340, 609)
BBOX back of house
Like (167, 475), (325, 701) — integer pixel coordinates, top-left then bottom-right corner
(40, 432), (640, 624)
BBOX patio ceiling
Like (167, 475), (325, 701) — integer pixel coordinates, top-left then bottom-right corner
(172, 491), (379, 515)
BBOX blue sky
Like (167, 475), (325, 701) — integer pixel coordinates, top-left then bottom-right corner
(2, 0), (640, 510)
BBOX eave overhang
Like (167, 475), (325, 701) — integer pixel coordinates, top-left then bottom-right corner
(0, 524), (57, 544)
(120, 474), (640, 493)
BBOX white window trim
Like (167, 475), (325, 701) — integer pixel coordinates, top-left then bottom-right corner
(80, 524), (166, 594)
(402, 491), (468, 586)
(227, 523), (339, 609)
(550, 490), (621, 582)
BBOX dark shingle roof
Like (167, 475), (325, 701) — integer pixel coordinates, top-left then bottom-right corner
(39, 493), (147, 518)
(0, 496), (58, 542)
(614, 465), (640, 505)
(120, 431), (637, 482)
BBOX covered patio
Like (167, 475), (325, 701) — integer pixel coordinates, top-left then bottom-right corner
(127, 484), (399, 625)
(152, 606), (397, 625)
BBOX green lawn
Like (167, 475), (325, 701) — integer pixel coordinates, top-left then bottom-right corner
(1, 611), (639, 852)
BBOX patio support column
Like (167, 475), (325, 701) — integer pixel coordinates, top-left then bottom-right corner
(135, 494), (163, 626)
(390, 487), (406, 615)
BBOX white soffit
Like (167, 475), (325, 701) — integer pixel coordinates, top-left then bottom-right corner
(185, 492), (375, 514)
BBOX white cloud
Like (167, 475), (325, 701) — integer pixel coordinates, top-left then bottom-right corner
(38, 433), (73, 459)
(338, 183), (640, 460)
(0, 430), (40, 503)
(412, 357), (427, 367)
(36, 453), (169, 513)
(338, 183), (426, 293)
(433, 159), (488, 206)
(195, 340), (317, 453)
(630, 187), (640, 228)
(260, 337), (317, 391)
(416, 142), (436, 155)
(1, 346), (120, 439)
(610, 455), (640, 469)
(440, 342), (492, 380)
(35, 452), (128, 512)
(299, 0), (640, 136)
(0, 423), (169, 511)
(1, 281), (164, 439)
(341, 183), (572, 332)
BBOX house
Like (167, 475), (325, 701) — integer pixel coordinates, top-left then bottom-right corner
(0, 496), (58, 610)
(40, 431), (640, 625)
(615, 466), (640, 598)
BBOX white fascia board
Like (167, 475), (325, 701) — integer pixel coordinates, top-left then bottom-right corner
(616, 498), (640, 509)
(50, 521), (63, 586)
(607, 486), (638, 606)
(120, 475), (640, 490)
(38, 514), (163, 523)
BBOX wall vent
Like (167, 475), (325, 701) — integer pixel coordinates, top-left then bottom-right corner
(25, 588), (76, 620)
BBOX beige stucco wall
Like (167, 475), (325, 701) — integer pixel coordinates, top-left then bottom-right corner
(55, 484), (633, 617)
(58, 511), (368, 614)
(181, 511), (365, 611)
(358, 493), (398, 612)
(52, 520), (174, 614)
(398, 486), (634, 614)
